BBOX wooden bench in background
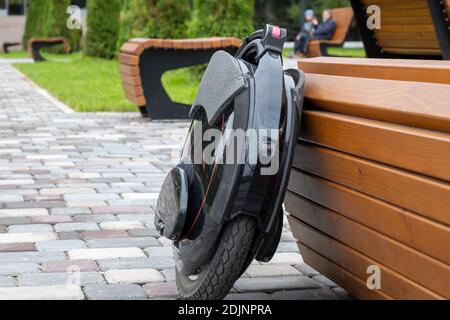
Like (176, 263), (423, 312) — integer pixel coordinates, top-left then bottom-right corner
(28, 37), (70, 62)
(307, 7), (354, 57)
(351, 0), (450, 60)
(287, 57), (450, 299)
(2, 42), (21, 54)
(119, 37), (242, 119)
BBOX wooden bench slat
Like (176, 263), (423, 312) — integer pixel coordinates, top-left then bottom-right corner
(122, 82), (144, 97)
(375, 31), (438, 41)
(289, 215), (444, 299)
(364, 0), (429, 10)
(300, 111), (450, 181)
(303, 75), (450, 133)
(288, 170), (450, 265)
(299, 58), (450, 84)
(293, 143), (450, 226)
(383, 47), (442, 55)
(377, 38), (441, 49)
(286, 194), (450, 298)
(122, 37), (241, 52)
(298, 242), (393, 300)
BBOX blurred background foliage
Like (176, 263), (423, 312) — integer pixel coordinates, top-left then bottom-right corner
(23, 0), (354, 59)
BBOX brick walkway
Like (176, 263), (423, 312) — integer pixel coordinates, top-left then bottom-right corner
(0, 63), (350, 300)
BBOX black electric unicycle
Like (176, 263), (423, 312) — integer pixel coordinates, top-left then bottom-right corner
(155, 25), (305, 300)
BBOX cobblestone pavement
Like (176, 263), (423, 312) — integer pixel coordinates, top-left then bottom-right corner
(0, 64), (351, 300)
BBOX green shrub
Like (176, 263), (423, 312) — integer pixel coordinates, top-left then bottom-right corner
(148, 0), (191, 39)
(188, 0), (255, 38)
(117, 0), (190, 50)
(117, 0), (155, 50)
(85, 0), (121, 59)
(23, 0), (81, 52)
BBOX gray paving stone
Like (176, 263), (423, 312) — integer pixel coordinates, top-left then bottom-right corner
(87, 237), (159, 249)
(0, 217), (29, 226)
(8, 224), (54, 233)
(84, 284), (147, 300)
(225, 292), (273, 300)
(295, 263), (320, 277)
(312, 275), (339, 288)
(233, 276), (322, 293)
(0, 251), (66, 263)
(50, 207), (91, 215)
(272, 288), (340, 300)
(72, 214), (117, 224)
(36, 240), (87, 251)
(18, 272), (105, 286)
(0, 263), (41, 276)
(54, 223), (100, 232)
(58, 231), (81, 240)
(161, 268), (176, 282)
(0, 276), (17, 287)
(98, 257), (175, 271)
(144, 246), (173, 257)
(128, 228), (160, 238)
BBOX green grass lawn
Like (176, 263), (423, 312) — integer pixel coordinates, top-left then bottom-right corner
(13, 52), (200, 112)
(283, 46), (366, 58)
(0, 50), (29, 59)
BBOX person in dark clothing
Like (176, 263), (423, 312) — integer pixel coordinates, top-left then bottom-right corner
(291, 9), (316, 58)
(294, 9), (337, 58)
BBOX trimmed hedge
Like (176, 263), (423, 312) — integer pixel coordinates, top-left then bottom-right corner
(188, 0), (255, 38)
(85, 0), (121, 59)
(23, 0), (81, 52)
(117, 0), (190, 50)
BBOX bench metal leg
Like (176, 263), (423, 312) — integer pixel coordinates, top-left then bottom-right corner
(427, 0), (450, 60)
(138, 47), (238, 120)
(31, 41), (64, 62)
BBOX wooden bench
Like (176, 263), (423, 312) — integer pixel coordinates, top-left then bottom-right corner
(307, 7), (354, 57)
(119, 37), (242, 119)
(287, 57), (450, 300)
(28, 37), (70, 62)
(2, 42), (21, 54)
(351, 0), (450, 60)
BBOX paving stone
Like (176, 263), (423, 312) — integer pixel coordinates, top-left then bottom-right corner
(80, 230), (128, 240)
(50, 207), (91, 215)
(98, 257), (175, 271)
(331, 287), (354, 300)
(42, 260), (98, 273)
(8, 224), (53, 233)
(0, 251), (66, 263)
(40, 188), (96, 195)
(64, 193), (119, 201)
(0, 285), (85, 300)
(36, 240), (87, 251)
(265, 252), (303, 265)
(84, 284), (147, 300)
(117, 214), (154, 224)
(73, 214), (117, 224)
(0, 226), (6, 233)
(105, 268), (164, 284)
(0, 194), (23, 202)
(91, 206), (153, 215)
(87, 237), (159, 249)
(66, 200), (107, 208)
(30, 215), (73, 224)
(18, 272), (105, 287)
(0, 276), (16, 287)
(58, 232), (81, 240)
(233, 276), (322, 293)
(128, 228), (160, 237)
(0, 243), (36, 252)
(68, 173), (101, 179)
(312, 275), (339, 288)
(0, 232), (57, 244)
(143, 281), (179, 299)
(5, 201), (66, 209)
(244, 264), (302, 278)
(0, 217), (29, 226)
(0, 208), (48, 218)
(295, 263), (320, 277)
(157, 237), (173, 247)
(0, 263), (40, 276)
(144, 246), (173, 257)
(99, 221), (145, 231)
(54, 223), (99, 232)
(225, 292), (273, 300)
(68, 247), (145, 260)
(161, 268), (176, 282)
(272, 288), (340, 300)
(276, 242), (299, 253)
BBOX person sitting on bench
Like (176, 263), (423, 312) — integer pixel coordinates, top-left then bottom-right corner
(295, 9), (337, 58)
(291, 9), (316, 58)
